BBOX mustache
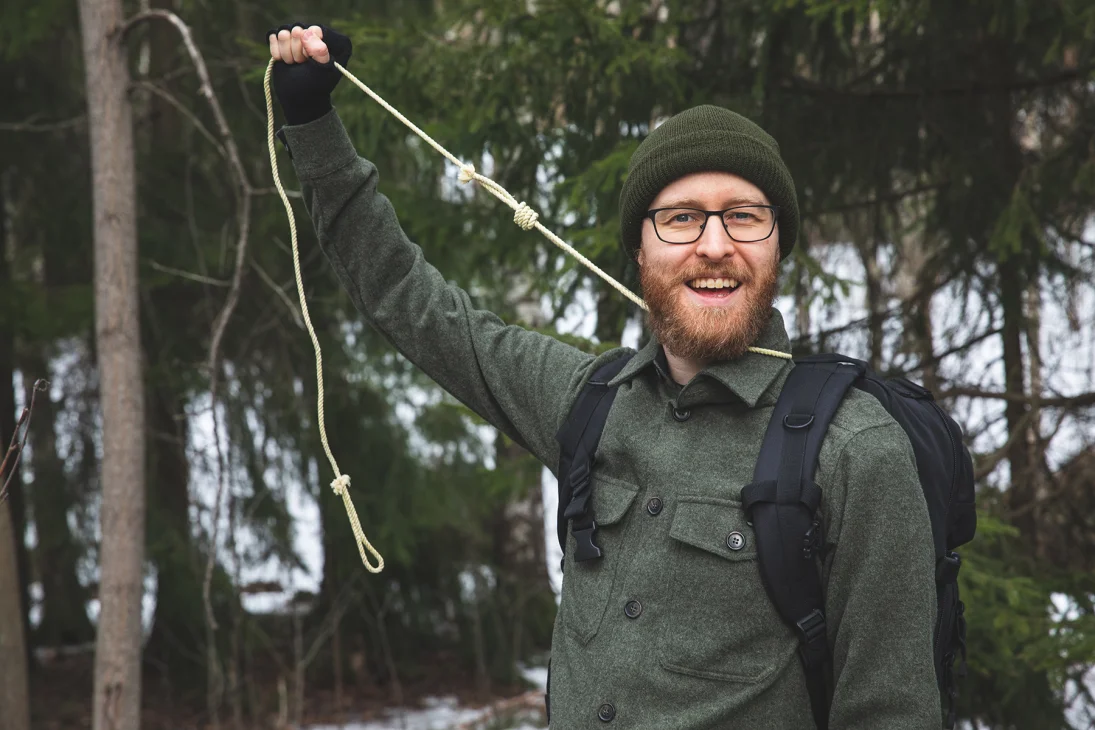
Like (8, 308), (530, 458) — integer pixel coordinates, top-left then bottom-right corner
(672, 266), (751, 284)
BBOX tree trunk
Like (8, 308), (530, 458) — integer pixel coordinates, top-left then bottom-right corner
(999, 257), (1031, 510)
(78, 2), (147, 729)
(0, 499), (31, 730)
(1023, 279), (1049, 558)
(0, 164), (31, 729)
(1, 168), (35, 676)
(893, 230), (939, 392)
(793, 236), (811, 346)
(852, 224), (884, 372)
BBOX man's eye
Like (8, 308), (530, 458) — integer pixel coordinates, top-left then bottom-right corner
(729, 212), (758, 222)
(674, 213), (698, 223)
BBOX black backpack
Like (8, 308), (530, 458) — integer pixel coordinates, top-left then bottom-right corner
(554, 352), (977, 729)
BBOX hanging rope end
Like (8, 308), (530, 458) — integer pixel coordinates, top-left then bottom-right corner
(361, 545), (385, 573)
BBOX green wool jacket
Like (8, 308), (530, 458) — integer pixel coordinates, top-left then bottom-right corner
(280, 109), (942, 730)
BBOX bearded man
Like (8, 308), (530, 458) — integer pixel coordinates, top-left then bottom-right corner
(268, 23), (942, 730)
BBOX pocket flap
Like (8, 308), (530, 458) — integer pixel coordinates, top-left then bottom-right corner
(589, 474), (639, 526)
(669, 496), (757, 561)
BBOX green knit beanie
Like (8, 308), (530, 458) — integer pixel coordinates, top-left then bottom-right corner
(619, 105), (799, 261)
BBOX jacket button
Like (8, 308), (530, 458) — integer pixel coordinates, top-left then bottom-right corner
(598, 703), (616, 722)
(624, 599), (642, 619)
(646, 497), (663, 516)
(726, 531), (746, 551)
(672, 407), (691, 422)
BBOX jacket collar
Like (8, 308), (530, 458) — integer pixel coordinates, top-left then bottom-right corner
(609, 308), (794, 409)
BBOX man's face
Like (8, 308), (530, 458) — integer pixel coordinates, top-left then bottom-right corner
(637, 171), (780, 363)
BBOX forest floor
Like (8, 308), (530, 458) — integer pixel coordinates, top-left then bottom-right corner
(28, 649), (547, 730)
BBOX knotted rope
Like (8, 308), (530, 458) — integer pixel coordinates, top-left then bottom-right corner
(261, 56), (795, 570)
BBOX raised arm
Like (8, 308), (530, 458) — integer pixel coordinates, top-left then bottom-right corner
(267, 24), (600, 467)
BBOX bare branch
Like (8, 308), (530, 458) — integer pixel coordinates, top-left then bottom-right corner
(973, 410), (1037, 481)
(129, 80), (226, 158)
(252, 261), (305, 329)
(0, 115), (86, 133)
(254, 186), (302, 199)
(802, 182), (948, 219)
(0, 380), (50, 505)
(149, 260), (229, 287)
(118, 10), (250, 196)
(782, 64), (1095, 98)
(940, 387), (1095, 409)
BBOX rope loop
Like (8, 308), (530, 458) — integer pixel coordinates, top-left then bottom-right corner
(513, 203), (539, 231)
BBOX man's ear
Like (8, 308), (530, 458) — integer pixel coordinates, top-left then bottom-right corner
(636, 247), (644, 267)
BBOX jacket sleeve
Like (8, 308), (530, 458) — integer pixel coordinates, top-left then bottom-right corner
(823, 422), (942, 730)
(278, 108), (594, 468)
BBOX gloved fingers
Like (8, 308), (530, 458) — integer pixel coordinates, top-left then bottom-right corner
(301, 27), (331, 64)
(267, 23), (307, 63)
(319, 25), (353, 66)
(277, 28), (294, 64)
(290, 26), (307, 63)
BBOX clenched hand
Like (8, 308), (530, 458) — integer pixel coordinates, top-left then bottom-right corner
(266, 24), (353, 125)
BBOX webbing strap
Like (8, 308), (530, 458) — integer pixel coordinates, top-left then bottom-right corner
(555, 355), (634, 561)
(744, 357), (866, 730)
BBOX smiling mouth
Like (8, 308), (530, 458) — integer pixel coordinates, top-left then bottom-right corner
(685, 277), (742, 299)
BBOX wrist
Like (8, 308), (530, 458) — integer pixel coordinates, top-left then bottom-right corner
(282, 95), (333, 126)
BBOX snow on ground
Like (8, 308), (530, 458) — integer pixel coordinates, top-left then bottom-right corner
(308, 665), (548, 730)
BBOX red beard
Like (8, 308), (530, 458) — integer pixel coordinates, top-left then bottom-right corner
(639, 258), (779, 362)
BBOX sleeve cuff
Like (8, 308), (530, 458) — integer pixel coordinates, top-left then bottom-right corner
(277, 107), (359, 181)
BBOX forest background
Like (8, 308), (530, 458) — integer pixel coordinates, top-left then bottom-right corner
(1, 1), (1094, 729)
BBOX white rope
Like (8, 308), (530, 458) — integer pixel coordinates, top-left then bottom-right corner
(264, 60), (384, 573)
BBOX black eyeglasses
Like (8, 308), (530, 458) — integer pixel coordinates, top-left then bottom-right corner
(645, 205), (779, 244)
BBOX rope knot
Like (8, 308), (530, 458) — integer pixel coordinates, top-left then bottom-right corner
(458, 163), (476, 185)
(331, 474), (351, 496)
(513, 202), (539, 231)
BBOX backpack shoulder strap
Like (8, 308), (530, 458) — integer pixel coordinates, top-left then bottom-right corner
(555, 353), (635, 562)
(741, 355), (866, 730)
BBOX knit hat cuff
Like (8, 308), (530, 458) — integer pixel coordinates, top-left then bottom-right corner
(622, 131), (796, 259)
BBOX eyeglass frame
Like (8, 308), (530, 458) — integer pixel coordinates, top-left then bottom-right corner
(644, 204), (780, 244)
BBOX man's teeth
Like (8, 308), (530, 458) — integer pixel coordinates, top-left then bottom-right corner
(689, 278), (739, 289)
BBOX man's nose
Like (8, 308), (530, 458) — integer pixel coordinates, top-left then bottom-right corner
(694, 217), (738, 260)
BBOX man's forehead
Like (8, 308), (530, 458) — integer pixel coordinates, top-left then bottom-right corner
(651, 171), (770, 208)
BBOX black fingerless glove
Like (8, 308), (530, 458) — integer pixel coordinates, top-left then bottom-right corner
(267, 23), (353, 126)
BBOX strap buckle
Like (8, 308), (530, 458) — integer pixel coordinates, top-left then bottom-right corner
(572, 521), (603, 562)
(936, 551), (962, 583)
(796, 608), (827, 644)
(795, 609), (829, 668)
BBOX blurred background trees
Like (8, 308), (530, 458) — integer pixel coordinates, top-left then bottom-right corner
(0, 0), (1093, 728)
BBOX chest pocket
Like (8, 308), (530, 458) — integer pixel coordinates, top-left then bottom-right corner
(558, 474), (638, 645)
(657, 495), (797, 683)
